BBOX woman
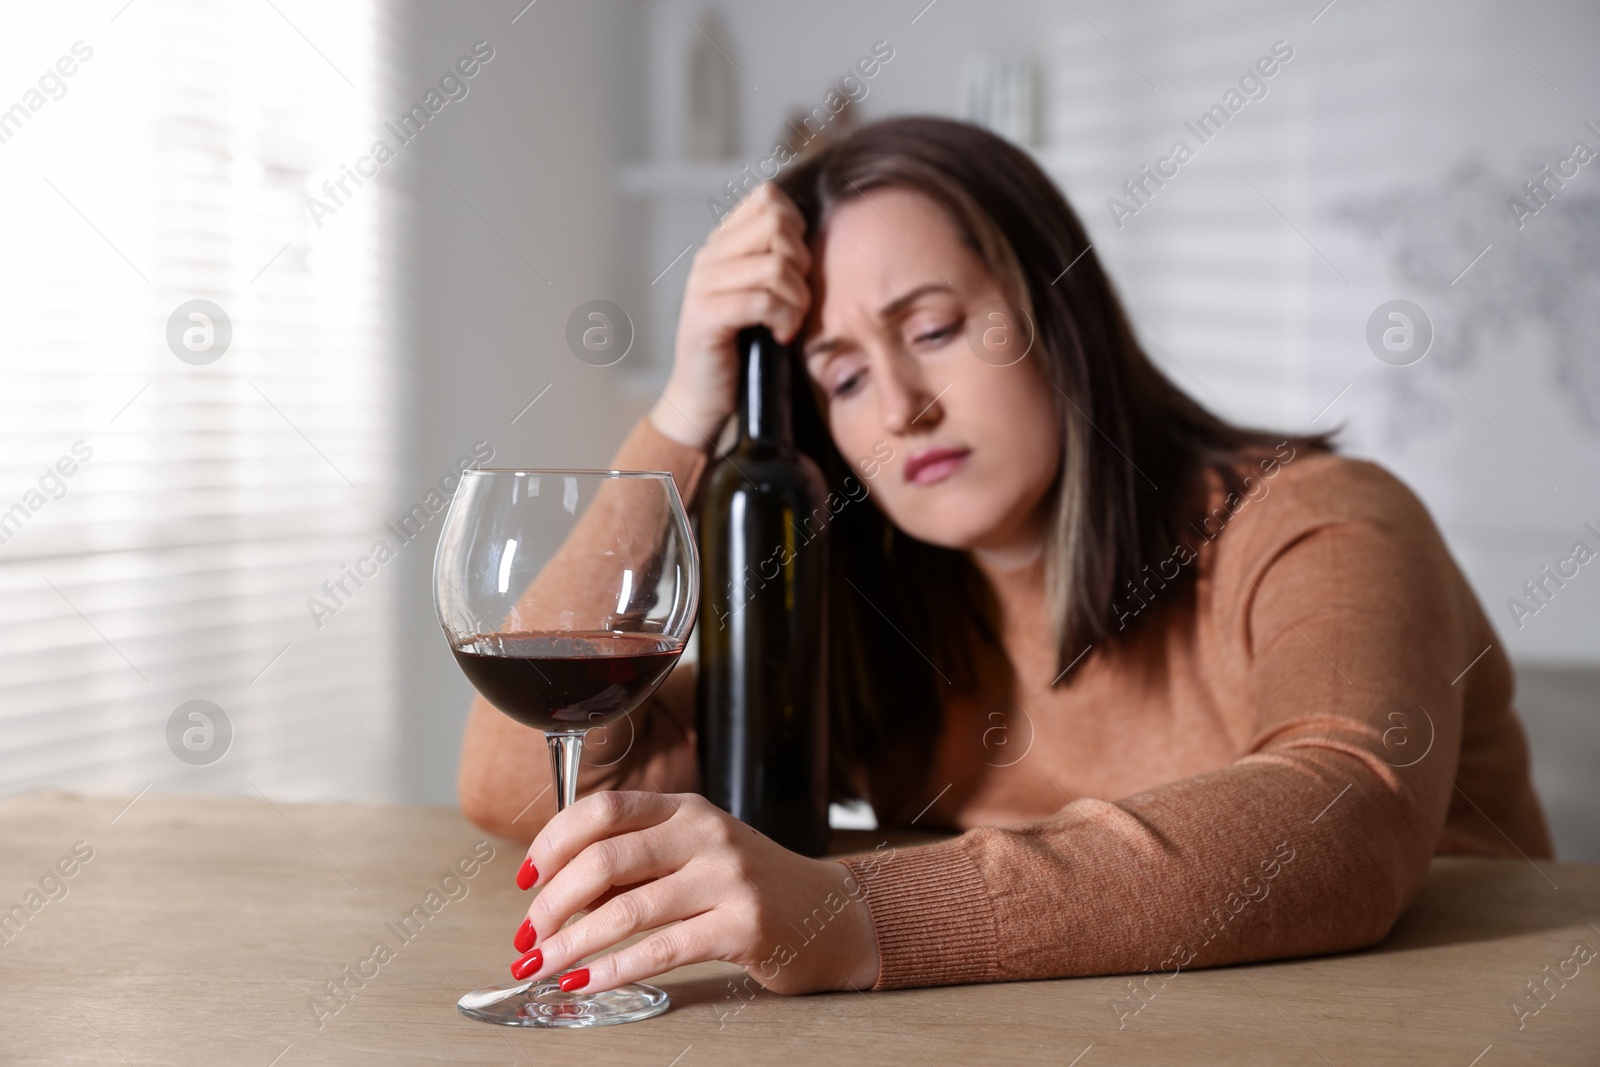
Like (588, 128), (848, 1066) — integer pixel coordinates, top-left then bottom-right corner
(458, 117), (1551, 996)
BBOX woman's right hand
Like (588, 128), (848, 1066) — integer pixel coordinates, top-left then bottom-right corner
(648, 182), (814, 448)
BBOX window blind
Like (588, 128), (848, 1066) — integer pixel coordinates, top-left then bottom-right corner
(0, 0), (400, 800)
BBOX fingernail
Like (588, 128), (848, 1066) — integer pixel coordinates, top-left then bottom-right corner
(513, 917), (536, 953)
(511, 948), (543, 981)
(559, 968), (590, 992)
(516, 857), (537, 891)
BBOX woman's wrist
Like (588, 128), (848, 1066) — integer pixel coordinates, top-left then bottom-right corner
(647, 390), (726, 451)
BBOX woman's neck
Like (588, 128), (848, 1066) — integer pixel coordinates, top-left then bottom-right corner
(967, 503), (1049, 576)
(968, 533), (1047, 638)
(969, 538), (1045, 574)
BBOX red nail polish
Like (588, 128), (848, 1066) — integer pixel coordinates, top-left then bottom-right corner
(558, 968), (590, 992)
(514, 917), (537, 952)
(511, 948), (542, 981)
(516, 857), (538, 891)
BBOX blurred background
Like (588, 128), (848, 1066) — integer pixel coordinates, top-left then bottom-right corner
(1, 1), (1595, 857)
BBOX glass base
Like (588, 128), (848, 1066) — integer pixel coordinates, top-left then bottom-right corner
(457, 978), (670, 1027)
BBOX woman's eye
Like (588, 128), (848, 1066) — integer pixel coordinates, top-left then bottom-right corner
(831, 371), (863, 398)
(913, 323), (960, 346)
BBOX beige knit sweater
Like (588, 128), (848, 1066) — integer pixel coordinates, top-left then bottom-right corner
(471, 413), (1553, 992)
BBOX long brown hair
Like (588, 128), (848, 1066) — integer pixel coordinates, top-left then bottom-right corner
(774, 116), (1336, 805)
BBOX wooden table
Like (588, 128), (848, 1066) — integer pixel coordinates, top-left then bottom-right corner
(0, 791), (1594, 1065)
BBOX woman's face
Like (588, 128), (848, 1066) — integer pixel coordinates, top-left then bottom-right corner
(801, 186), (1062, 566)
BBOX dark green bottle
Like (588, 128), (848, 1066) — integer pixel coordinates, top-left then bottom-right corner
(695, 325), (830, 856)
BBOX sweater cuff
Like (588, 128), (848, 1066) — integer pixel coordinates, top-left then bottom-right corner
(838, 833), (1001, 990)
(613, 414), (714, 508)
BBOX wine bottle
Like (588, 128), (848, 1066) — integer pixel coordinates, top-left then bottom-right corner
(695, 325), (831, 856)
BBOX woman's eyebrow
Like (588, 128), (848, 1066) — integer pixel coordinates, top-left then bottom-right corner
(877, 282), (953, 319)
(804, 283), (956, 362)
(804, 336), (845, 362)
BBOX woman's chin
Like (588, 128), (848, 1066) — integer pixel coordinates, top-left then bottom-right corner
(886, 502), (1006, 555)
(884, 482), (1052, 565)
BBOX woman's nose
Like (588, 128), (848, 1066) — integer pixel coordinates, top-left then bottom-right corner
(877, 353), (941, 435)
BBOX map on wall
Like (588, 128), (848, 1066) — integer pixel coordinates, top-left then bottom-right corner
(1332, 154), (1600, 448)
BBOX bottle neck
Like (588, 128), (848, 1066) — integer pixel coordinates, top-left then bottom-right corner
(737, 326), (793, 445)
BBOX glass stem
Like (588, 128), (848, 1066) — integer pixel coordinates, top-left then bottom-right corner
(546, 731), (585, 812)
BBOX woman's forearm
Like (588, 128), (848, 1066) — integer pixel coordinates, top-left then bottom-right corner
(841, 747), (1431, 990)
(456, 412), (715, 838)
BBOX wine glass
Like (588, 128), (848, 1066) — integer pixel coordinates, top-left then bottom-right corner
(434, 469), (698, 1027)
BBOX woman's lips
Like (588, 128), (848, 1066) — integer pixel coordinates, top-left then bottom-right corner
(903, 447), (971, 486)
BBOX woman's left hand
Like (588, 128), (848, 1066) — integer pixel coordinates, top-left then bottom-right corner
(508, 790), (880, 996)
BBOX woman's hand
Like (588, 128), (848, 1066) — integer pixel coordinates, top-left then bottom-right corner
(507, 790), (880, 996)
(649, 182), (813, 448)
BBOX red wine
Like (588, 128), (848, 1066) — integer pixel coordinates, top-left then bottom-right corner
(695, 325), (831, 856)
(453, 630), (683, 732)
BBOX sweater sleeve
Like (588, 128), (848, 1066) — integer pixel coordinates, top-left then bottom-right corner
(838, 458), (1489, 990)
